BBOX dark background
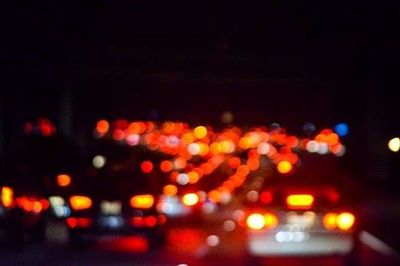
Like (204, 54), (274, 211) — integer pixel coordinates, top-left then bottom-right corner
(1, 1), (398, 190)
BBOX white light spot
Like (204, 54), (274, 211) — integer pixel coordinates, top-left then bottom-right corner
(126, 134), (140, 146)
(92, 155), (106, 169)
(207, 235), (220, 247)
(306, 140), (319, 153)
(223, 220), (236, 232)
(177, 173), (189, 185)
(187, 143), (201, 155)
(246, 190), (259, 202)
(317, 142), (329, 154)
(257, 142), (271, 155)
(233, 210), (245, 222)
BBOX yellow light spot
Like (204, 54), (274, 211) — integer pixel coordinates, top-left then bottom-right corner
(277, 160), (293, 174)
(194, 126), (208, 139)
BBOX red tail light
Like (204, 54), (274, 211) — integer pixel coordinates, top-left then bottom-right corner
(16, 196), (48, 213)
(1, 187), (14, 208)
(286, 194), (314, 209)
(66, 217), (92, 228)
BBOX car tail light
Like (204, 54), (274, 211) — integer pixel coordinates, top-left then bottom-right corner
(323, 212), (355, 231)
(66, 217), (92, 228)
(322, 212), (338, 230)
(1, 187), (14, 208)
(16, 196), (48, 213)
(286, 194), (314, 209)
(246, 212), (279, 230)
(130, 194), (154, 209)
(69, 195), (92, 211)
(264, 213), (279, 229)
(336, 212), (355, 230)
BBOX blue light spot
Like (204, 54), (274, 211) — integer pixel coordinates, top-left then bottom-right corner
(334, 123), (349, 137)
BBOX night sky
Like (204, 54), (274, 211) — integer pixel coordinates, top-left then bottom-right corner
(2, 1), (398, 188)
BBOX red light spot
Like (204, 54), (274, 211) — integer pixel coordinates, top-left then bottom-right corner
(145, 216), (157, 227)
(24, 122), (33, 134)
(66, 217), (92, 228)
(130, 217), (143, 227)
(140, 161), (153, 173)
(260, 191), (273, 204)
(228, 157), (241, 169)
(112, 129), (125, 141)
(66, 217), (78, 228)
(160, 160), (173, 173)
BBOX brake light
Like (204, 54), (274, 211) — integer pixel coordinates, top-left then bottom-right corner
(323, 212), (355, 231)
(130, 194), (154, 209)
(69, 196), (92, 210)
(1, 187), (14, 208)
(247, 213), (265, 230)
(264, 213), (279, 229)
(66, 217), (92, 228)
(57, 174), (71, 187)
(16, 196), (47, 213)
(322, 212), (337, 230)
(337, 212), (355, 230)
(286, 194), (314, 209)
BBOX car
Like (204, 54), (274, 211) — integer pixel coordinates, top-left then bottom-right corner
(0, 177), (49, 245)
(64, 138), (167, 249)
(243, 156), (361, 265)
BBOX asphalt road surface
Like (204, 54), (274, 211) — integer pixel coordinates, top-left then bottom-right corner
(0, 217), (398, 266)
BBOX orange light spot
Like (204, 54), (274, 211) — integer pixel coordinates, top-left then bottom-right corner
(228, 157), (241, 169)
(247, 158), (260, 171)
(163, 185), (178, 196)
(96, 120), (110, 134)
(237, 165), (250, 177)
(140, 161), (153, 174)
(188, 171), (200, 184)
(173, 157), (187, 170)
(130, 195), (154, 209)
(323, 212), (337, 230)
(57, 174), (71, 187)
(239, 137), (252, 149)
(69, 196), (92, 210)
(160, 160), (173, 173)
(208, 190), (221, 203)
(277, 160), (293, 174)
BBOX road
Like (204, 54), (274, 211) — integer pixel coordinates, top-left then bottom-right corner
(0, 215), (398, 266)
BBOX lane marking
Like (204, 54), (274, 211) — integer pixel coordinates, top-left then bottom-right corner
(360, 231), (400, 262)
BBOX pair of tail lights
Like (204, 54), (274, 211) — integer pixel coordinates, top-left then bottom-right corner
(68, 194), (155, 211)
(323, 212), (355, 231)
(246, 212), (279, 230)
(1, 187), (49, 213)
